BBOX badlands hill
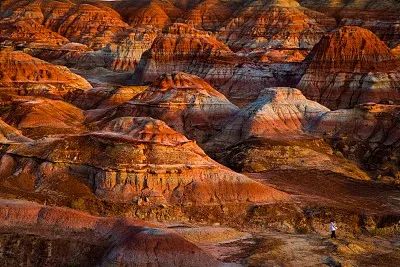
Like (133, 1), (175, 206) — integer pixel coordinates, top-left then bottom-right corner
(0, 0), (400, 266)
(298, 26), (400, 109)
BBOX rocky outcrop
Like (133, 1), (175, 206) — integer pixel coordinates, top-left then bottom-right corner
(116, 0), (183, 29)
(255, 49), (308, 63)
(209, 87), (329, 147)
(217, 0), (336, 52)
(0, 19), (68, 48)
(0, 50), (92, 97)
(0, 95), (86, 139)
(44, 2), (130, 50)
(136, 23), (237, 82)
(215, 137), (369, 180)
(135, 23), (303, 106)
(127, 1), (172, 29)
(54, 30), (158, 72)
(207, 87), (369, 179)
(69, 85), (148, 111)
(104, 30), (158, 71)
(0, 1), (157, 72)
(299, 0), (400, 48)
(0, 117), (288, 205)
(102, 117), (190, 146)
(0, 0), (72, 48)
(0, 119), (31, 143)
(185, 0), (237, 31)
(311, 103), (400, 180)
(0, 199), (223, 267)
(30, 42), (92, 66)
(298, 26), (400, 110)
(97, 72), (239, 144)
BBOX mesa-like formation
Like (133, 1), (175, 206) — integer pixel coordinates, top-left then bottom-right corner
(298, 26), (400, 109)
(135, 22), (303, 106)
(97, 72), (239, 143)
(102, 117), (190, 146)
(0, 50), (92, 97)
(0, 0), (157, 72)
(126, 1), (172, 29)
(0, 116), (287, 205)
(218, 0), (336, 52)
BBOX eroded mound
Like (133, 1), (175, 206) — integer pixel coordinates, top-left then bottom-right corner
(96, 72), (239, 144)
(207, 87), (368, 179)
(0, 50), (92, 97)
(209, 87), (329, 147)
(0, 117), (288, 205)
(0, 199), (223, 267)
(311, 103), (400, 181)
(298, 26), (400, 109)
(218, 0), (336, 52)
(136, 23), (237, 82)
(102, 117), (190, 146)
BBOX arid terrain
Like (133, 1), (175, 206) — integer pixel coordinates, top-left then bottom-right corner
(0, 0), (399, 266)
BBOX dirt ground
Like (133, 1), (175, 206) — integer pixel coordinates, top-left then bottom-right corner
(247, 170), (400, 215)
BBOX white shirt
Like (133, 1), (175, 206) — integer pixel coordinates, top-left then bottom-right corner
(330, 222), (337, 231)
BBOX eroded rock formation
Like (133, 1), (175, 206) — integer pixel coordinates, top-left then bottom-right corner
(0, 199), (223, 267)
(0, 50), (92, 97)
(218, 0), (336, 52)
(0, 95), (86, 139)
(0, 118), (31, 143)
(207, 87), (369, 179)
(136, 23), (237, 82)
(135, 23), (303, 106)
(0, 117), (287, 205)
(311, 103), (400, 180)
(298, 26), (400, 109)
(96, 72), (239, 144)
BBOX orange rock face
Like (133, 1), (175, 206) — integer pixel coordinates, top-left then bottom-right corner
(206, 87), (369, 179)
(0, 199), (223, 266)
(0, 95), (86, 139)
(0, 50), (92, 97)
(0, 118), (31, 143)
(97, 72), (239, 144)
(126, 1), (172, 29)
(218, 0), (336, 52)
(299, 0), (400, 48)
(393, 44), (400, 59)
(185, 0), (237, 31)
(298, 26), (400, 109)
(135, 22), (303, 106)
(0, 19), (68, 48)
(136, 23), (237, 82)
(1, 116), (287, 205)
(209, 87), (329, 146)
(0, 0), (157, 72)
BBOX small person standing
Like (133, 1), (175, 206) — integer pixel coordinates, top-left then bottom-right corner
(330, 219), (337, 238)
